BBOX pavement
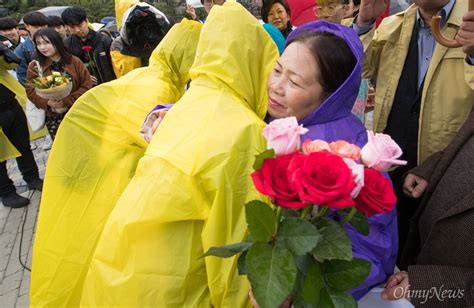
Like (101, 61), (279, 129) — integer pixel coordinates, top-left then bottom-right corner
(0, 137), (50, 308)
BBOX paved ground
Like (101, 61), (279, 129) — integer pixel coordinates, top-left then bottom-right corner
(0, 137), (49, 308)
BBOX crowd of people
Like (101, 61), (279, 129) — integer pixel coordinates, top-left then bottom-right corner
(1, 0), (473, 307)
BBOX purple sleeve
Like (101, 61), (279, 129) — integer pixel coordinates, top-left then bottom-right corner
(346, 205), (398, 300)
(143, 104), (174, 125)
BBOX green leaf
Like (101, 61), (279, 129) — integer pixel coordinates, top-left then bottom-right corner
(253, 149), (275, 170)
(312, 219), (352, 262)
(245, 200), (276, 242)
(302, 260), (324, 306)
(203, 241), (252, 258)
(338, 209), (369, 236)
(350, 211), (370, 236)
(276, 218), (322, 256)
(237, 250), (248, 275)
(319, 288), (357, 308)
(324, 258), (372, 291)
(246, 243), (297, 308)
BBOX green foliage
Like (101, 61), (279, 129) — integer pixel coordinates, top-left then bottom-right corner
(245, 200), (276, 242)
(323, 258), (372, 291)
(246, 243), (297, 308)
(319, 288), (357, 308)
(302, 261), (324, 306)
(276, 217), (321, 256)
(339, 208), (370, 236)
(203, 241), (251, 258)
(312, 219), (353, 262)
(253, 149), (275, 170)
(205, 205), (373, 306)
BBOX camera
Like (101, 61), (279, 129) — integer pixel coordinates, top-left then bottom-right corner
(0, 43), (21, 64)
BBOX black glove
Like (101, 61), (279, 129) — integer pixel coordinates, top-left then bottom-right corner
(0, 43), (21, 64)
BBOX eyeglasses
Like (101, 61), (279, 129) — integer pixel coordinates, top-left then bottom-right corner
(314, 4), (344, 17)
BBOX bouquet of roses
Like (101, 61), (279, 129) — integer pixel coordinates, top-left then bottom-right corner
(204, 117), (406, 308)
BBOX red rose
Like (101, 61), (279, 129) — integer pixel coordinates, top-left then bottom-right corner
(251, 153), (307, 209)
(354, 168), (396, 217)
(288, 151), (355, 209)
(82, 45), (92, 52)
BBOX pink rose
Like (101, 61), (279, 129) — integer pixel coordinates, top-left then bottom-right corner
(360, 131), (407, 171)
(302, 139), (330, 154)
(343, 158), (364, 198)
(329, 140), (361, 161)
(263, 117), (308, 156)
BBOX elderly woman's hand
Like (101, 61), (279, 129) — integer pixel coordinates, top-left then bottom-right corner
(140, 109), (168, 143)
(381, 271), (410, 301)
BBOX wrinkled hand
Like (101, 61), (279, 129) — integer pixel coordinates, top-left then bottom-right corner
(90, 75), (98, 86)
(47, 99), (64, 109)
(141, 109), (168, 143)
(457, 11), (474, 56)
(357, 0), (389, 26)
(403, 173), (428, 198)
(186, 4), (198, 20)
(381, 271), (410, 301)
(365, 84), (375, 113)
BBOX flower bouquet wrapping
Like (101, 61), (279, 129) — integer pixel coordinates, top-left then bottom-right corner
(27, 61), (72, 113)
(204, 117), (407, 308)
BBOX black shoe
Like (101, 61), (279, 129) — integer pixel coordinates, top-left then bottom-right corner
(27, 178), (43, 191)
(2, 192), (29, 208)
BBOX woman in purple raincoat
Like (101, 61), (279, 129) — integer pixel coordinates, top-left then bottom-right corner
(266, 21), (397, 300)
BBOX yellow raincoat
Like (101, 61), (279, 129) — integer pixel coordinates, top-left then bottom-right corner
(0, 128), (20, 162)
(112, 0), (140, 77)
(30, 19), (202, 307)
(0, 59), (47, 144)
(115, 0), (139, 29)
(80, 2), (278, 306)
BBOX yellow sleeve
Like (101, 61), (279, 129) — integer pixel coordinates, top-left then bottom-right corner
(110, 50), (142, 78)
(360, 26), (380, 80)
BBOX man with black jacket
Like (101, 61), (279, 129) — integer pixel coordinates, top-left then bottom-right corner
(62, 6), (116, 85)
(0, 44), (43, 208)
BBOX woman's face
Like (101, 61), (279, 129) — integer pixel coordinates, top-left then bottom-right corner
(267, 3), (289, 31)
(267, 42), (326, 121)
(36, 36), (58, 59)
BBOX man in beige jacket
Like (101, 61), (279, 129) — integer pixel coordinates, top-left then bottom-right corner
(354, 0), (474, 262)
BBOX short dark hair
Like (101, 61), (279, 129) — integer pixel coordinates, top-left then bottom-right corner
(33, 27), (72, 66)
(23, 12), (48, 27)
(261, 0), (291, 24)
(352, 0), (361, 5)
(286, 31), (356, 98)
(0, 18), (18, 31)
(47, 16), (65, 28)
(61, 6), (87, 26)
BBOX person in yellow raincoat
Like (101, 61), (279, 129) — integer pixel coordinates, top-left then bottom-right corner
(29, 19), (202, 307)
(80, 2), (278, 306)
(0, 46), (43, 208)
(110, 2), (171, 78)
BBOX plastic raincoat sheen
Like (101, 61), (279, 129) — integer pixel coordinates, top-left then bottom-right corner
(80, 2), (279, 306)
(29, 19), (202, 307)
